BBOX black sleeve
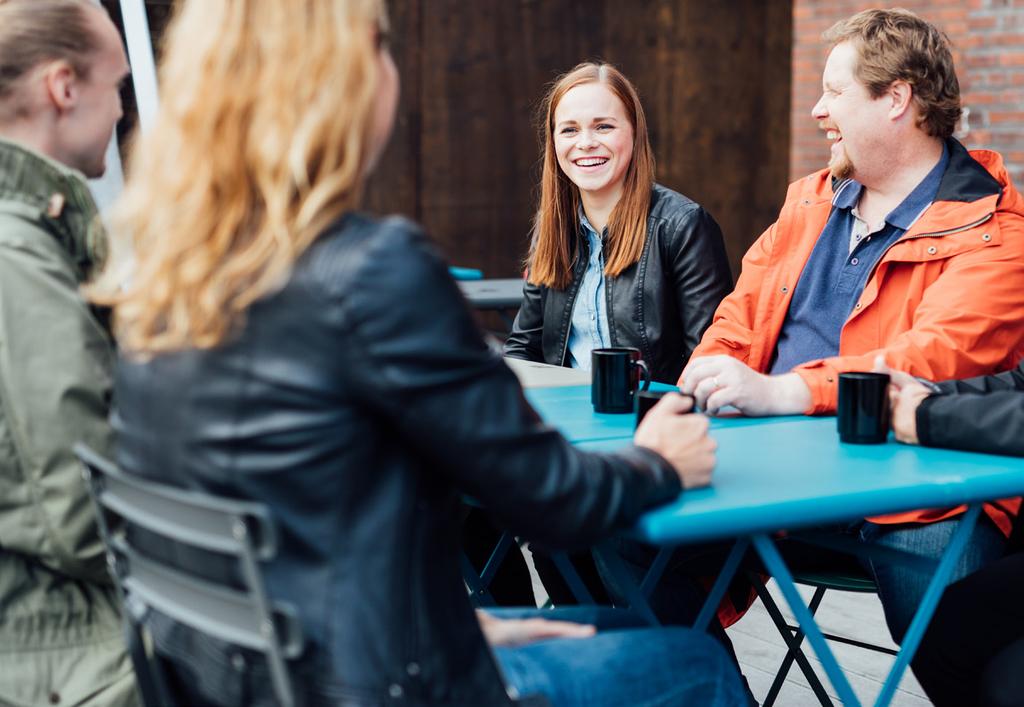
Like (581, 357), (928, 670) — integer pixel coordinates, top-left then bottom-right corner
(668, 206), (733, 362)
(917, 390), (1024, 456)
(502, 278), (546, 363)
(338, 219), (681, 547)
(935, 362), (1024, 395)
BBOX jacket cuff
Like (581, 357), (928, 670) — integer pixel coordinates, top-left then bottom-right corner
(793, 366), (838, 415)
(915, 393), (941, 447)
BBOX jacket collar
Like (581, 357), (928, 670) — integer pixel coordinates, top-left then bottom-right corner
(935, 137), (1002, 203)
(0, 138), (107, 281)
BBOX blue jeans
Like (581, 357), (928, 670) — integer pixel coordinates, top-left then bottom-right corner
(860, 515), (1007, 645)
(490, 608), (747, 707)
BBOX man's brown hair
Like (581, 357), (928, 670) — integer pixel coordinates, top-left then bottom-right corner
(0, 0), (102, 119)
(824, 8), (961, 139)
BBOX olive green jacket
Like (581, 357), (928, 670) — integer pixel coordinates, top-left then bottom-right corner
(0, 140), (138, 707)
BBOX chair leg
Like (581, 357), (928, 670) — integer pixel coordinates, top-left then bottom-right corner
(755, 581), (833, 707)
(763, 585), (828, 706)
(123, 607), (176, 707)
(462, 552), (496, 606)
(462, 531), (517, 607)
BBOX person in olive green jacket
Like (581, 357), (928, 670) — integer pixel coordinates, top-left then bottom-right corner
(0, 2), (138, 705)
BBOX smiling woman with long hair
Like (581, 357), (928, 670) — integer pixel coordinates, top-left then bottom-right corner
(91, 1), (744, 705)
(500, 62), (734, 609)
(505, 63), (732, 384)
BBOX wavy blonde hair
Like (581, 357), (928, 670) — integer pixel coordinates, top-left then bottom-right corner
(91, 0), (388, 353)
(528, 63), (655, 290)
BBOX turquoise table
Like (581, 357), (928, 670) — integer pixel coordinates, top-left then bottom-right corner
(524, 384), (1024, 707)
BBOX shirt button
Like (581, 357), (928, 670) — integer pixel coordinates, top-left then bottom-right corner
(855, 302), (862, 309)
(389, 684), (404, 698)
(982, 233), (992, 242)
(406, 662), (421, 676)
(851, 257), (859, 265)
(780, 286), (789, 293)
(927, 246), (937, 255)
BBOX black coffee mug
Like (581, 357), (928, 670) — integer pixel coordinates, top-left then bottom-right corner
(635, 390), (694, 428)
(837, 372), (891, 444)
(592, 347), (651, 413)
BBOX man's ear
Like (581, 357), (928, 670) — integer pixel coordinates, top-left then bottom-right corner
(887, 80), (913, 121)
(42, 60), (80, 114)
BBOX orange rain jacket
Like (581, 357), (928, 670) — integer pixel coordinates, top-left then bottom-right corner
(687, 139), (1024, 536)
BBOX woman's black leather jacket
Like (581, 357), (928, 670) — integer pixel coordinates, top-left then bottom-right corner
(504, 184), (732, 383)
(112, 214), (682, 707)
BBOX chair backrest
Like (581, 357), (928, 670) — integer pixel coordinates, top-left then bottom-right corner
(74, 443), (304, 707)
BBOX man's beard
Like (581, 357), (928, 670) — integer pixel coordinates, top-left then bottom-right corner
(829, 145), (854, 181)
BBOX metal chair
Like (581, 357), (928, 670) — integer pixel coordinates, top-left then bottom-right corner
(75, 444), (304, 707)
(753, 567), (896, 707)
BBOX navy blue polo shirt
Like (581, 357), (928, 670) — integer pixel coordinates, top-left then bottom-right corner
(770, 146), (949, 375)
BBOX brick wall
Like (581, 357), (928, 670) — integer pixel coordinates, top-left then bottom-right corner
(792, 0), (1024, 187)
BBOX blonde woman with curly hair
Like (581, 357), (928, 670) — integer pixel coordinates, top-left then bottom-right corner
(94, 1), (745, 705)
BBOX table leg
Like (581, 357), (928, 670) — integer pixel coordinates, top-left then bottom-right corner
(591, 540), (662, 625)
(591, 538), (751, 631)
(873, 503), (982, 707)
(549, 551), (596, 604)
(752, 533), (861, 706)
(693, 538), (750, 631)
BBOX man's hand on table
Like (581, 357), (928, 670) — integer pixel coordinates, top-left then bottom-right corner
(634, 393), (715, 489)
(477, 610), (595, 648)
(680, 355), (811, 416)
(873, 355), (932, 445)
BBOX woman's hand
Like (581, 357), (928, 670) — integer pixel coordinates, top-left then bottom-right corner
(634, 393), (716, 489)
(477, 610), (596, 648)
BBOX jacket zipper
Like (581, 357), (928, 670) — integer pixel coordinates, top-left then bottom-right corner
(559, 246), (585, 366)
(898, 212), (993, 241)
(602, 239), (616, 348)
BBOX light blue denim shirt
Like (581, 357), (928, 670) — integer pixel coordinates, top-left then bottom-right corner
(567, 208), (611, 370)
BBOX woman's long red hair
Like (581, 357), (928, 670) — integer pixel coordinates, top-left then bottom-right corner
(528, 63), (655, 289)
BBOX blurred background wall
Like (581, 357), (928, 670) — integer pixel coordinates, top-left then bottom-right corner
(103, 0), (792, 279)
(793, 0), (1024, 185)
(103, 0), (1022, 282)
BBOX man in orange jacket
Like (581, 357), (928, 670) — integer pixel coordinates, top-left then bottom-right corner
(679, 9), (1024, 645)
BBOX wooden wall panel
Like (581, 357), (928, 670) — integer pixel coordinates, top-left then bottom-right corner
(414, 2), (605, 273)
(601, 0), (793, 268)
(362, 0), (421, 219)
(126, 0), (792, 278)
(365, 0), (792, 277)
